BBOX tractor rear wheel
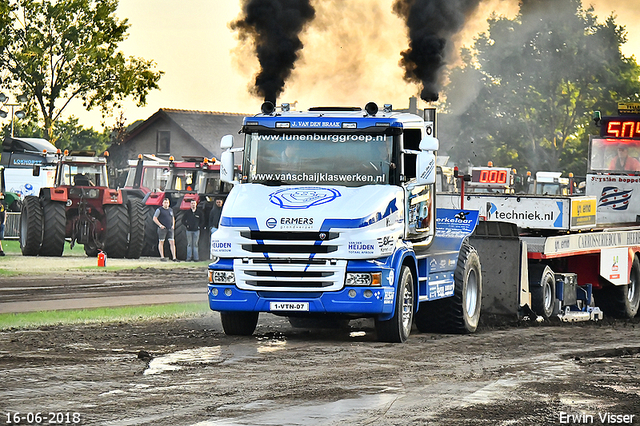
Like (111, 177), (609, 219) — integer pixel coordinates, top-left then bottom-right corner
(84, 244), (99, 257)
(39, 200), (66, 257)
(174, 210), (187, 260)
(103, 205), (130, 258)
(142, 205), (160, 256)
(125, 198), (145, 259)
(19, 196), (43, 256)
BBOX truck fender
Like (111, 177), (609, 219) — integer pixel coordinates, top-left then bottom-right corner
(377, 247), (418, 322)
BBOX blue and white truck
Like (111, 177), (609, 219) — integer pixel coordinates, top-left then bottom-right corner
(207, 102), (640, 342)
(207, 102), (483, 342)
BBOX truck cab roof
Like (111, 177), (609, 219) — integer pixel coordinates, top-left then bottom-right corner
(243, 107), (426, 131)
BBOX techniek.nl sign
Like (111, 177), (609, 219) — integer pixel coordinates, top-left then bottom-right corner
(459, 197), (567, 230)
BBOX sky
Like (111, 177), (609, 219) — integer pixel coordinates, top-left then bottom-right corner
(64, 0), (640, 130)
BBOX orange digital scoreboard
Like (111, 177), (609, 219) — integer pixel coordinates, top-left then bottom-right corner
(468, 167), (512, 188)
(600, 116), (640, 138)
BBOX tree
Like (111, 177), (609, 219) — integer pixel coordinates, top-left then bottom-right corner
(442, 0), (640, 175)
(0, 0), (163, 143)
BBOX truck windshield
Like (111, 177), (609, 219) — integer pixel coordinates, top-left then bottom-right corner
(245, 133), (393, 186)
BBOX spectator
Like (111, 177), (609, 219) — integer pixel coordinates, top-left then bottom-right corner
(182, 199), (204, 262)
(209, 198), (224, 260)
(209, 198), (224, 234)
(153, 198), (177, 261)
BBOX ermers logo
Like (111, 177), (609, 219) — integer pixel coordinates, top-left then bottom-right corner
(266, 217), (277, 228)
(281, 217), (313, 225)
(269, 187), (340, 209)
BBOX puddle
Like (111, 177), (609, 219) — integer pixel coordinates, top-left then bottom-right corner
(190, 393), (399, 426)
(462, 377), (521, 405)
(144, 346), (223, 375)
(256, 340), (286, 354)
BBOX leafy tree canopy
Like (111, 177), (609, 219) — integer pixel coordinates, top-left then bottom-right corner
(441, 0), (640, 176)
(0, 0), (163, 143)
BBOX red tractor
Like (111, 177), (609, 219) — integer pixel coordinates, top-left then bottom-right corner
(20, 151), (146, 258)
(142, 156), (234, 260)
(119, 154), (170, 200)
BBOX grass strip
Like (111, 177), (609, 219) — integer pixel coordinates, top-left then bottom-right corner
(0, 302), (211, 330)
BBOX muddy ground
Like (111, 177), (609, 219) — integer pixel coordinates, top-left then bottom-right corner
(0, 261), (639, 425)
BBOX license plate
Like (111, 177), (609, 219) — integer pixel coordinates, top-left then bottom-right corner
(270, 302), (309, 311)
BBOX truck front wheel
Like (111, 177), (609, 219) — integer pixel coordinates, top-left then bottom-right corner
(375, 265), (414, 343)
(220, 311), (259, 336)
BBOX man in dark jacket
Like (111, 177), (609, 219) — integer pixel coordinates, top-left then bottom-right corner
(208, 198), (224, 233)
(208, 198), (224, 260)
(182, 200), (204, 261)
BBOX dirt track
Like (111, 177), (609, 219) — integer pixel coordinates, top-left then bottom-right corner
(1, 258), (639, 425)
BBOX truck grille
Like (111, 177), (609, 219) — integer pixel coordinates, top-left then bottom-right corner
(241, 244), (337, 254)
(234, 258), (347, 292)
(239, 230), (339, 255)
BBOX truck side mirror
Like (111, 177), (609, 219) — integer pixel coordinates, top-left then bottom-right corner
(33, 164), (40, 177)
(220, 135), (234, 183)
(416, 135), (439, 185)
(221, 135), (234, 150)
(416, 151), (436, 185)
(419, 135), (439, 151)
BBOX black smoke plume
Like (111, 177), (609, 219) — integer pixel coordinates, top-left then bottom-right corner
(231, 0), (315, 104)
(393, 0), (482, 102)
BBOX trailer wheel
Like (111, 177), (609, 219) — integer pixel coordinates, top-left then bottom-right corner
(125, 198), (145, 259)
(174, 210), (187, 260)
(39, 200), (66, 257)
(596, 255), (640, 318)
(103, 204), (130, 258)
(416, 242), (482, 334)
(375, 265), (414, 343)
(220, 311), (259, 336)
(529, 265), (557, 319)
(19, 195), (43, 256)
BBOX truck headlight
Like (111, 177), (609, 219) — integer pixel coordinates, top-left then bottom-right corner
(345, 272), (381, 286)
(209, 270), (235, 284)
